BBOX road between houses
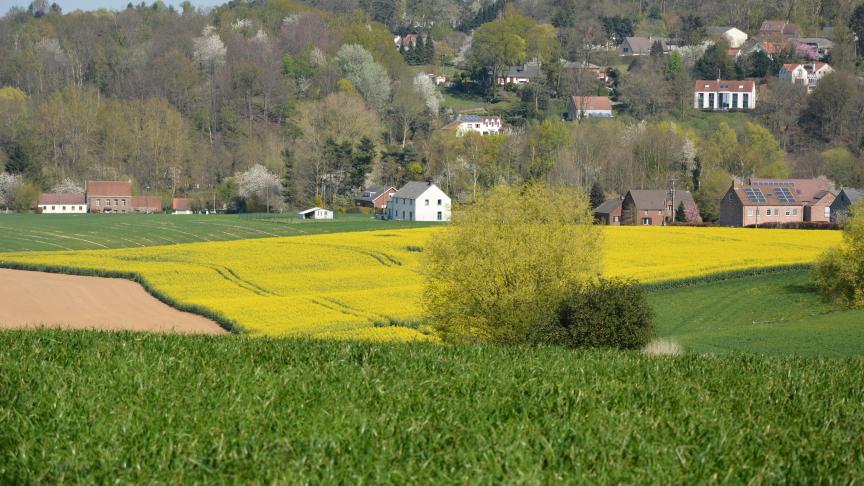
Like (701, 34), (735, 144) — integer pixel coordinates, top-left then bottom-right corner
(0, 269), (227, 335)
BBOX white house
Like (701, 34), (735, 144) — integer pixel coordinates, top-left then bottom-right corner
(779, 63), (833, 93)
(298, 207), (333, 220)
(693, 80), (756, 110)
(387, 182), (451, 222)
(706, 26), (748, 48)
(441, 115), (503, 137)
(496, 61), (541, 85)
(567, 96), (613, 120)
(37, 193), (87, 214)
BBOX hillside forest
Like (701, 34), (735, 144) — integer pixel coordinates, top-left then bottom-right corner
(1, 0), (863, 218)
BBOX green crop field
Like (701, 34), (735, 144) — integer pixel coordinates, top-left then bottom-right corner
(650, 269), (864, 357)
(1, 330), (862, 483)
(0, 213), (437, 251)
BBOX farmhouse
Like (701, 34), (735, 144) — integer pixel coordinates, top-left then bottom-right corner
(387, 181), (451, 222)
(37, 193), (87, 214)
(86, 180), (133, 213)
(442, 114), (503, 136)
(706, 26), (748, 48)
(594, 199), (622, 225)
(173, 197), (193, 215)
(496, 61), (542, 85)
(298, 207), (333, 220)
(562, 61), (608, 82)
(830, 188), (862, 223)
(132, 196), (163, 214)
(718, 178), (835, 227)
(355, 184), (396, 209)
(778, 63), (833, 93)
(567, 96), (613, 120)
(693, 80), (756, 110)
(620, 189), (699, 225)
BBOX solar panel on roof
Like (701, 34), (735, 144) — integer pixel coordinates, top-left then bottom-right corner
(744, 188), (767, 203)
(775, 187), (796, 203)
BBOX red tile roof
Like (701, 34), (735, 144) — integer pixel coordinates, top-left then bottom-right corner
(694, 80), (755, 93)
(173, 197), (192, 211)
(38, 193), (86, 205)
(87, 180), (132, 197)
(132, 196), (162, 210)
(570, 96), (612, 111)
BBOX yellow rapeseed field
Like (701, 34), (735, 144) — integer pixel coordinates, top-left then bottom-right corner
(0, 226), (840, 340)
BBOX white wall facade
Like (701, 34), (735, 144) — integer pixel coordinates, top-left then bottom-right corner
(694, 88), (756, 110)
(39, 203), (87, 214)
(388, 186), (451, 222)
(456, 118), (503, 136)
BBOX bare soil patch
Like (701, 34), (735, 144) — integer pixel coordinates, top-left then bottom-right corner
(0, 269), (227, 335)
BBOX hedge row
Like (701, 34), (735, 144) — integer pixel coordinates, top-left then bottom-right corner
(0, 261), (243, 334)
(641, 264), (812, 292)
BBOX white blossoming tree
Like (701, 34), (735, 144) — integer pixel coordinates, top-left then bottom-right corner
(335, 44), (391, 113)
(53, 178), (84, 194)
(236, 164), (282, 212)
(413, 73), (443, 116)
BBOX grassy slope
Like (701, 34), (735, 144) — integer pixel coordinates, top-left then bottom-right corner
(1, 330), (862, 483)
(650, 269), (864, 357)
(0, 213), (437, 251)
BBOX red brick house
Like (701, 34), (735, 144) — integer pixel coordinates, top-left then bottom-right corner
(173, 197), (193, 214)
(86, 180), (133, 213)
(131, 196), (163, 214)
(593, 199), (622, 225)
(355, 185), (396, 209)
(621, 189), (700, 226)
(718, 178), (835, 227)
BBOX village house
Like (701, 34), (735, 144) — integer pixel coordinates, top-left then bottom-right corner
(693, 80), (756, 110)
(131, 196), (163, 214)
(618, 37), (667, 56)
(706, 26), (748, 48)
(778, 63), (833, 93)
(355, 184), (396, 209)
(830, 188), (862, 223)
(387, 181), (451, 222)
(758, 20), (801, 40)
(567, 96), (613, 120)
(442, 114), (503, 136)
(173, 197), (193, 215)
(298, 207), (333, 220)
(496, 61), (542, 85)
(793, 37), (833, 58)
(719, 178), (835, 227)
(86, 180), (133, 213)
(393, 33), (426, 50)
(620, 189), (700, 226)
(593, 199), (622, 225)
(37, 193), (87, 214)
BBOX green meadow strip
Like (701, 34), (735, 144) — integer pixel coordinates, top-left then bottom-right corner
(642, 264), (812, 292)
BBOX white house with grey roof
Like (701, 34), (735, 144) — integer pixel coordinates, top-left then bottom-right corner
(387, 182), (451, 222)
(441, 114), (503, 136)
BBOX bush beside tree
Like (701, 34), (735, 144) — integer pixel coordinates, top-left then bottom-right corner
(814, 201), (864, 308)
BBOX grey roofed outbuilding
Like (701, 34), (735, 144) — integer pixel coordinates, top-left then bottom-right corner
(620, 37), (666, 54)
(392, 181), (436, 199)
(627, 189), (696, 210)
(503, 62), (541, 79)
(594, 199), (622, 214)
(796, 37), (834, 48)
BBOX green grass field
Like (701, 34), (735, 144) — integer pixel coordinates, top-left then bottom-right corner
(0, 213), (437, 251)
(650, 269), (864, 357)
(1, 330), (862, 483)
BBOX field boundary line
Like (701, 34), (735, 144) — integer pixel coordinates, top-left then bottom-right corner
(0, 261), (244, 334)
(642, 264), (812, 292)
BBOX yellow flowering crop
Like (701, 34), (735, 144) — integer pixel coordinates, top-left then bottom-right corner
(0, 226), (840, 341)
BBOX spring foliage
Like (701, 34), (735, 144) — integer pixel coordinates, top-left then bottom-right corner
(423, 183), (601, 344)
(814, 201), (864, 308)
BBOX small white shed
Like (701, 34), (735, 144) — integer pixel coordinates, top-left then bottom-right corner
(298, 207), (334, 220)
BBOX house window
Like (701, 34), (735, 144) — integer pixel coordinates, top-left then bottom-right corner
(708, 93), (715, 107)
(51, 206), (56, 210)
(437, 211), (442, 221)
(613, 216), (619, 223)
(732, 93), (738, 108)
(698, 93), (704, 107)
(402, 211), (405, 219)
(437, 199), (442, 206)
(742, 93), (749, 108)
(766, 208), (772, 216)
(95, 199), (100, 206)
(409, 211), (413, 220)
(122, 199), (126, 206)
(824, 207), (830, 219)
(62, 206), (66, 211)
(424, 199), (429, 206)
(793, 208), (798, 215)
(643, 210), (648, 216)
(642, 217), (652, 225)
(785, 208), (791, 216)
(747, 208), (754, 217)
(114, 199), (118, 206)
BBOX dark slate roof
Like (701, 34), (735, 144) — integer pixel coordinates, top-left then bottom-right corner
(504, 62), (541, 79)
(392, 181), (435, 199)
(594, 199), (622, 214)
(628, 189), (696, 210)
(840, 188), (863, 203)
(356, 184), (393, 203)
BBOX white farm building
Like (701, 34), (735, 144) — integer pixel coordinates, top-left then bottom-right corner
(387, 182), (451, 222)
(298, 207), (334, 220)
(37, 193), (87, 214)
